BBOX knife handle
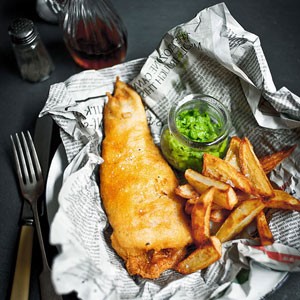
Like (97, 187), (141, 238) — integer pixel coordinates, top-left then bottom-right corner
(10, 225), (34, 300)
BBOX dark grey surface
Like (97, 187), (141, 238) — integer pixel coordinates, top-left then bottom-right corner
(1, 0), (300, 299)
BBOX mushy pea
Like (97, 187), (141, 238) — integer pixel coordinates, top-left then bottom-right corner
(175, 109), (220, 142)
(160, 109), (228, 172)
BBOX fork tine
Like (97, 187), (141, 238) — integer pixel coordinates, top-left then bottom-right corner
(10, 134), (23, 184)
(21, 131), (37, 182)
(26, 130), (42, 180)
(11, 133), (30, 185)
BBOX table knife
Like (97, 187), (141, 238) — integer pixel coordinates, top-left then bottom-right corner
(34, 115), (61, 267)
(10, 115), (58, 300)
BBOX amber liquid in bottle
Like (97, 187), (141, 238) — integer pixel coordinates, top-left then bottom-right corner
(64, 18), (127, 69)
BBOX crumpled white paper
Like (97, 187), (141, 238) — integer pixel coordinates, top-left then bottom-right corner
(40, 3), (300, 300)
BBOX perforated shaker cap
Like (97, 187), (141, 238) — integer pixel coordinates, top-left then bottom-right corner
(8, 18), (38, 45)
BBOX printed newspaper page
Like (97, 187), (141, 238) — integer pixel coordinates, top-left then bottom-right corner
(40, 2), (300, 300)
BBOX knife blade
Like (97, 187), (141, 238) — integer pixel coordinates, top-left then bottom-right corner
(10, 115), (59, 300)
(34, 115), (61, 263)
(34, 115), (56, 181)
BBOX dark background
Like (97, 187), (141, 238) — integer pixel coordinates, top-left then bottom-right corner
(1, 0), (300, 299)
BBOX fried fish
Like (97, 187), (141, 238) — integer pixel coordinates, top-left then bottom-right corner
(99, 78), (192, 279)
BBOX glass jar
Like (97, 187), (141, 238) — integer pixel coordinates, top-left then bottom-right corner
(46, 0), (127, 69)
(160, 94), (231, 172)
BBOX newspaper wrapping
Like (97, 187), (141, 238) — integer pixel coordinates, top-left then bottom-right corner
(40, 3), (300, 300)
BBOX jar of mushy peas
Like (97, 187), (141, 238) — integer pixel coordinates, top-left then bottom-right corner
(160, 94), (231, 172)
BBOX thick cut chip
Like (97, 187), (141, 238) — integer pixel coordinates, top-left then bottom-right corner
(202, 153), (253, 194)
(191, 187), (214, 246)
(185, 168), (238, 210)
(185, 197), (222, 215)
(236, 191), (255, 202)
(210, 209), (230, 223)
(239, 137), (274, 197)
(176, 236), (222, 274)
(256, 210), (274, 246)
(175, 184), (199, 199)
(185, 198), (197, 215)
(216, 198), (265, 243)
(224, 136), (242, 172)
(263, 189), (300, 211)
(259, 145), (297, 174)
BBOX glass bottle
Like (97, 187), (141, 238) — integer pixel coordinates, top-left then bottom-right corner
(36, 0), (58, 24)
(8, 18), (55, 82)
(47, 0), (127, 69)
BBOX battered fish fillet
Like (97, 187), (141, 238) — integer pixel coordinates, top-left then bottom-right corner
(100, 78), (192, 279)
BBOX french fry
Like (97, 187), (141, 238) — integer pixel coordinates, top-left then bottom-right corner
(263, 189), (300, 211)
(216, 198), (265, 243)
(185, 168), (238, 210)
(185, 198), (196, 215)
(224, 136), (242, 172)
(210, 209), (230, 223)
(256, 210), (274, 246)
(239, 137), (274, 197)
(236, 190), (256, 202)
(175, 135), (299, 272)
(176, 236), (222, 274)
(202, 153), (253, 194)
(211, 203), (224, 210)
(259, 144), (297, 174)
(175, 184), (199, 199)
(191, 187), (214, 246)
(185, 197), (222, 215)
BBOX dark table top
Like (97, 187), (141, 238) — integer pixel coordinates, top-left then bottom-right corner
(1, 0), (300, 299)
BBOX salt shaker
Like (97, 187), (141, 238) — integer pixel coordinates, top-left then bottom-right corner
(8, 18), (54, 82)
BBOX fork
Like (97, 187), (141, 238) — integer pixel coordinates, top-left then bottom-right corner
(10, 131), (62, 300)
